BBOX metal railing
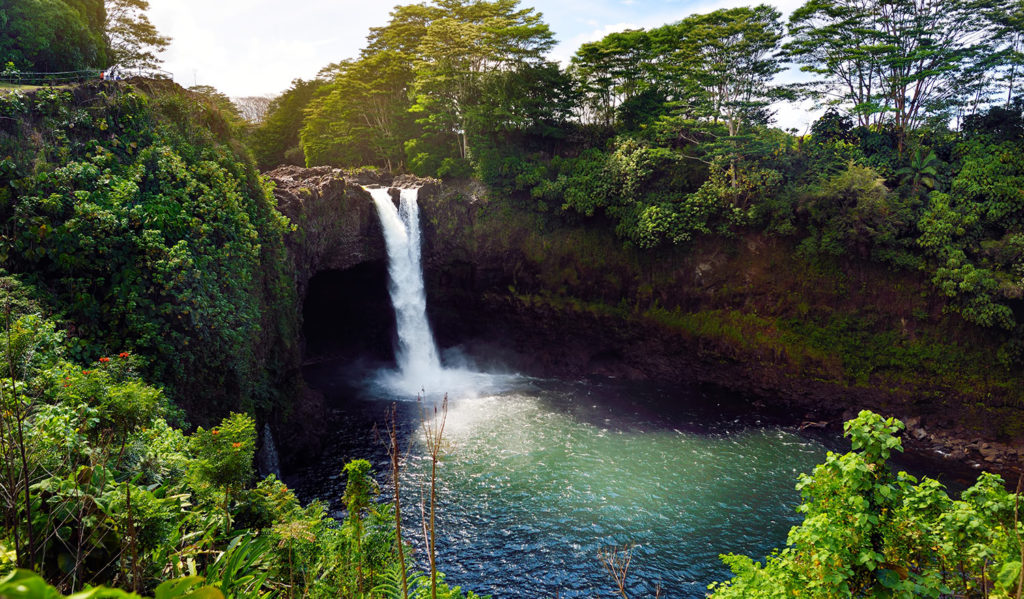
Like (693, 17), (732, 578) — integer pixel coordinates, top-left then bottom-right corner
(0, 68), (173, 86)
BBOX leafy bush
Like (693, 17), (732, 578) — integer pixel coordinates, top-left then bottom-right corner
(710, 410), (1024, 598)
(0, 83), (299, 418)
(634, 162), (755, 248)
(0, 292), (481, 597)
(917, 139), (1024, 337)
(797, 162), (913, 260)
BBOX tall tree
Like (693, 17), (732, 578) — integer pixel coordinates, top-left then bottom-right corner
(252, 78), (322, 169)
(410, 0), (555, 160)
(301, 52), (418, 169)
(0, 0), (107, 71)
(787, 0), (999, 149)
(64, 0), (105, 34)
(569, 29), (654, 126)
(104, 0), (169, 69)
(299, 4), (435, 169)
(668, 5), (785, 137)
(988, 0), (1024, 106)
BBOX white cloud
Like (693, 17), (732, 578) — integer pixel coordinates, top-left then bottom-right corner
(147, 0), (393, 96)
(773, 99), (822, 134)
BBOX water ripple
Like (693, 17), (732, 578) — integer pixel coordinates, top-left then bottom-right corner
(288, 375), (830, 598)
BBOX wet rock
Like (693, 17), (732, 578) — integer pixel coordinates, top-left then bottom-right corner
(798, 421), (829, 431)
(979, 444), (1001, 461)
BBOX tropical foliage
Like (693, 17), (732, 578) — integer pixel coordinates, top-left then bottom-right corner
(0, 278), (480, 597)
(0, 0), (108, 72)
(710, 411), (1024, 598)
(2, 0), (1024, 596)
(0, 84), (299, 417)
(0, 0), (167, 73)
(261, 0), (1024, 365)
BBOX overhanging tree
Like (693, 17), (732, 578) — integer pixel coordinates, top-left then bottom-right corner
(104, 0), (169, 69)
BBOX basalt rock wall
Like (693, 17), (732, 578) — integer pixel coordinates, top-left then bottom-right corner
(268, 166), (442, 303)
(414, 182), (1024, 478)
(270, 170), (1024, 477)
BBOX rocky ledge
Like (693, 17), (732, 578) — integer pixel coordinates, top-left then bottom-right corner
(267, 165), (440, 301)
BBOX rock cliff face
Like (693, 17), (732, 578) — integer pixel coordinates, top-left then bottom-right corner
(415, 183), (1024, 478)
(268, 166), (384, 302)
(268, 166), (443, 303)
(270, 169), (1024, 477)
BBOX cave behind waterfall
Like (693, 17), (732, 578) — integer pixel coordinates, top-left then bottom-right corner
(301, 261), (395, 362)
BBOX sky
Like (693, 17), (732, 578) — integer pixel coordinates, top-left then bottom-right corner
(147, 0), (819, 130)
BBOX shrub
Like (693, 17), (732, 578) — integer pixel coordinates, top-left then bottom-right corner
(710, 410), (1024, 598)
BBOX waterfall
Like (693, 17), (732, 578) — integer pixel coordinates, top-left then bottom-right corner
(365, 185), (518, 398)
(367, 186), (445, 392)
(257, 423), (281, 479)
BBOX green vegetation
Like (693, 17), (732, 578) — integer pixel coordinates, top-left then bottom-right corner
(3, 0), (1024, 595)
(103, 0), (170, 70)
(253, 0), (1024, 370)
(0, 0), (168, 77)
(0, 278), (481, 597)
(0, 76), (485, 596)
(252, 78), (321, 169)
(710, 411), (1024, 598)
(0, 0), (107, 72)
(0, 83), (298, 417)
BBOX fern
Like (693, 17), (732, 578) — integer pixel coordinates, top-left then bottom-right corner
(370, 562), (427, 599)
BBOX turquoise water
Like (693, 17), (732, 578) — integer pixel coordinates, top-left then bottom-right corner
(289, 367), (830, 597)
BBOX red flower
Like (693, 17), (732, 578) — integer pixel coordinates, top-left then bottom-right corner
(118, 352), (130, 358)
(82, 370), (91, 375)
(99, 357), (110, 363)
(232, 442), (242, 449)
(211, 429), (219, 435)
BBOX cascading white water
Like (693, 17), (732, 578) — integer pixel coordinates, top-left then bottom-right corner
(366, 185), (518, 398)
(367, 186), (443, 380)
